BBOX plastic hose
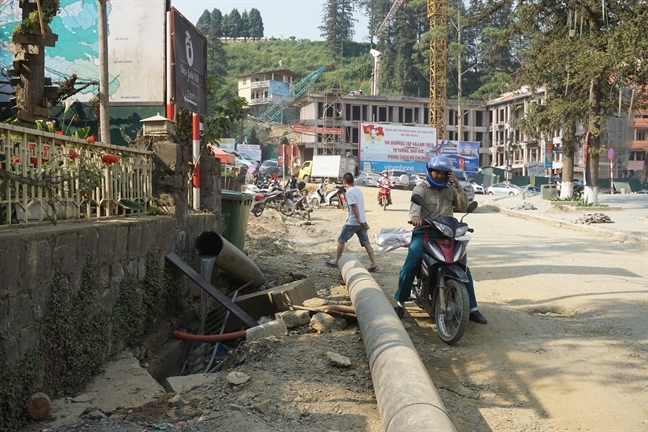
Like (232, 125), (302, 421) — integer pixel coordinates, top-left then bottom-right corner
(172, 330), (246, 342)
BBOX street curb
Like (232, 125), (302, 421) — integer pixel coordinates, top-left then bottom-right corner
(497, 206), (648, 247)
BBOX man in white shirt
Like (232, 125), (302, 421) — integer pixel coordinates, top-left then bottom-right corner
(324, 173), (378, 272)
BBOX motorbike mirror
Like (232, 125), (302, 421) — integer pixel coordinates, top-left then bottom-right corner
(411, 193), (425, 206)
(467, 201), (478, 213)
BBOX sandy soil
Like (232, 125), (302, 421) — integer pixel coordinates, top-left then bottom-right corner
(28, 187), (648, 432)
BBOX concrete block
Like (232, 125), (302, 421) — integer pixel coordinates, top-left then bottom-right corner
(127, 225), (143, 259)
(26, 240), (52, 287)
(246, 319), (287, 342)
(165, 373), (220, 394)
(9, 293), (32, 329)
(0, 244), (23, 297)
(276, 310), (311, 328)
(234, 279), (317, 320)
(113, 226), (129, 260)
(78, 228), (99, 261)
(53, 234), (76, 271)
(97, 226), (117, 264)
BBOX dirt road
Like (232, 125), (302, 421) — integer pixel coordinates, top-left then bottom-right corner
(36, 186), (647, 432)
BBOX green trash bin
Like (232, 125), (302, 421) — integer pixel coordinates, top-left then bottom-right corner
(220, 190), (254, 251)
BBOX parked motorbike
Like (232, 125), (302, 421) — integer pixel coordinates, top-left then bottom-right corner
(309, 182), (346, 209)
(246, 184), (286, 217)
(379, 186), (392, 211)
(280, 188), (312, 220)
(409, 194), (478, 345)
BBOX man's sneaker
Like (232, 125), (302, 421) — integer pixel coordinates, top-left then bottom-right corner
(469, 310), (487, 324)
(394, 306), (405, 319)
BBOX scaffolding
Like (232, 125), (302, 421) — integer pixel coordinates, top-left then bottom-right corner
(319, 89), (345, 155)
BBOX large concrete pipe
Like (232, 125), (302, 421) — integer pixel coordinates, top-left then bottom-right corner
(338, 254), (456, 432)
(195, 231), (265, 288)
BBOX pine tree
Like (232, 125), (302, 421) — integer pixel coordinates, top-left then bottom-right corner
(196, 10), (211, 36)
(228, 9), (243, 39)
(221, 13), (231, 38)
(248, 8), (264, 40)
(319, 0), (356, 58)
(209, 9), (223, 39)
(241, 10), (250, 41)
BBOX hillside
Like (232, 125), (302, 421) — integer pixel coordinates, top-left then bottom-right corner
(220, 39), (376, 99)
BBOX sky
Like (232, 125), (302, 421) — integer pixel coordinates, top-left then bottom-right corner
(171, 0), (370, 42)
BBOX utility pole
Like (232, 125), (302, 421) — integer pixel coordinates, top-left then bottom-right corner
(456, 7), (462, 143)
(506, 121), (513, 182)
(98, 0), (110, 143)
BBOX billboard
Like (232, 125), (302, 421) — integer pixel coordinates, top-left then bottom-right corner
(358, 123), (437, 173)
(0, 0), (166, 104)
(170, 7), (207, 116)
(437, 140), (480, 177)
(544, 139), (553, 168)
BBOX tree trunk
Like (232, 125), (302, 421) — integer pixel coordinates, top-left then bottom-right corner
(560, 121), (575, 198)
(585, 78), (602, 205)
(98, 0), (111, 143)
(641, 149), (647, 183)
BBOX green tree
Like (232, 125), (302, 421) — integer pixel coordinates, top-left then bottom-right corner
(221, 13), (231, 38)
(209, 8), (223, 39)
(241, 9), (250, 40)
(196, 9), (211, 36)
(227, 9), (243, 39)
(248, 8), (264, 40)
(319, 0), (356, 58)
(509, 0), (648, 202)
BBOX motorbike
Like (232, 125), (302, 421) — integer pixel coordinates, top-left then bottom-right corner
(409, 194), (478, 345)
(279, 188), (312, 220)
(246, 184), (286, 217)
(379, 186), (392, 211)
(309, 182), (346, 210)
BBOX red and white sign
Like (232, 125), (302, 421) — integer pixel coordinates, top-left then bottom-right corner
(292, 125), (344, 135)
(358, 123), (437, 163)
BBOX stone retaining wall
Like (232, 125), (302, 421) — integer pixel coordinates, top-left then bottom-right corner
(0, 214), (217, 365)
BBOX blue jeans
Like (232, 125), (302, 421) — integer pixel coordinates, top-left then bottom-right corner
(395, 230), (478, 309)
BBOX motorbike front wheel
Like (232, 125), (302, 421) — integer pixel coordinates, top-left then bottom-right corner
(279, 202), (293, 216)
(310, 197), (321, 210)
(382, 196), (388, 211)
(330, 196), (340, 208)
(434, 279), (469, 345)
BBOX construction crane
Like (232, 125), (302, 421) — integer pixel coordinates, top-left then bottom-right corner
(372, 0), (447, 138)
(242, 65), (327, 137)
(428, 0), (447, 139)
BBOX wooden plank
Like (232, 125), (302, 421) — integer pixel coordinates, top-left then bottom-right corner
(6, 69), (20, 77)
(165, 252), (258, 329)
(13, 53), (26, 61)
(44, 78), (51, 85)
(12, 32), (58, 47)
(9, 78), (20, 86)
(44, 87), (59, 100)
(31, 106), (52, 117)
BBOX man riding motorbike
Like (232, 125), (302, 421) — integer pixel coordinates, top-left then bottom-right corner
(393, 156), (487, 324)
(377, 170), (393, 205)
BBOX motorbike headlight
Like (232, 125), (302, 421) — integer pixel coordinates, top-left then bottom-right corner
(433, 221), (454, 238)
(455, 225), (469, 237)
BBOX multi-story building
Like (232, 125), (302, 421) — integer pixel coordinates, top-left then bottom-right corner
(627, 91), (648, 177)
(296, 93), (490, 165)
(237, 69), (298, 117)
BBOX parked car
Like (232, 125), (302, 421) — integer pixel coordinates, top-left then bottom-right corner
(459, 181), (476, 202)
(407, 173), (426, 190)
(387, 170), (411, 189)
(521, 185), (541, 197)
(259, 159), (280, 176)
(470, 182), (485, 194)
(354, 171), (381, 187)
(486, 182), (522, 196)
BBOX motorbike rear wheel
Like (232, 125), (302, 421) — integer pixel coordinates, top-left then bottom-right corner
(434, 279), (469, 345)
(310, 197), (321, 210)
(382, 196), (388, 211)
(330, 196), (340, 208)
(252, 205), (264, 217)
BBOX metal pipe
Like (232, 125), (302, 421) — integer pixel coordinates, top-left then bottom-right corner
(338, 254), (456, 432)
(195, 231), (265, 288)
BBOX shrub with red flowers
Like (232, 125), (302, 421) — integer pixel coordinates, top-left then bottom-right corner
(101, 155), (119, 166)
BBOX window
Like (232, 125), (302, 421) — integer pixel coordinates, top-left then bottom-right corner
(476, 132), (483, 142)
(448, 109), (455, 126)
(634, 151), (646, 161)
(242, 79), (247, 85)
(463, 111), (469, 126)
(378, 107), (387, 122)
(352, 105), (361, 121)
(476, 111), (483, 127)
(489, 110), (493, 123)
(448, 131), (455, 140)
(405, 108), (414, 124)
(463, 132), (469, 141)
(388, 107), (393, 122)
(637, 131), (647, 141)
(423, 108), (429, 124)
(362, 105), (368, 121)
(499, 109), (505, 123)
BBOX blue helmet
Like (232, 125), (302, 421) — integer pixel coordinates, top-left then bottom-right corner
(426, 156), (453, 188)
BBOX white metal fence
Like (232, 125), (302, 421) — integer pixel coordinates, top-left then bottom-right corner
(0, 123), (153, 225)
